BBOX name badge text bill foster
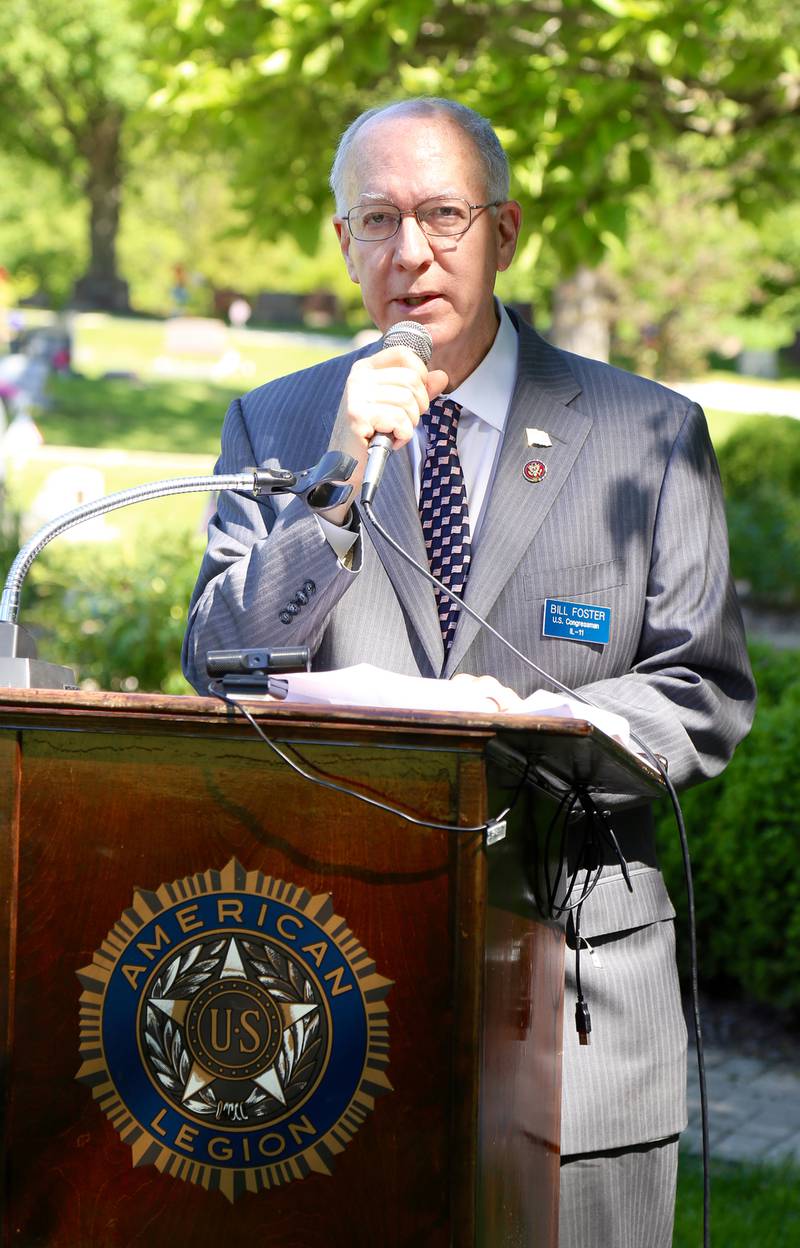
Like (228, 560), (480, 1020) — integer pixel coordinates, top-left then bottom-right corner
(543, 598), (611, 645)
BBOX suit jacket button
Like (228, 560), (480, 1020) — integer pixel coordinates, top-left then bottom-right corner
(303, 580), (317, 596)
(286, 602), (301, 616)
(279, 610), (293, 624)
(293, 590), (309, 607)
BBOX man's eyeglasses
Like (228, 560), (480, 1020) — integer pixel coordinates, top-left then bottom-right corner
(343, 196), (503, 242)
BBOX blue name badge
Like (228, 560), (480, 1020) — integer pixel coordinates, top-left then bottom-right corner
(543, 598), (611, 646)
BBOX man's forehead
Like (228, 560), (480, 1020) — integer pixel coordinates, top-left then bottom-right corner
(355, 186), (466, 204)
(342, 112), (484, 200)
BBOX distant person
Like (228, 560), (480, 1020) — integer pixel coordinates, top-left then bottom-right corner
(170, 262), (189, 315)
(228, 297), (252, 329)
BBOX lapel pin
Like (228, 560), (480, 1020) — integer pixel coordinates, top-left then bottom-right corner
(523, 459), (547, 483)
(526, 427), (552, 447)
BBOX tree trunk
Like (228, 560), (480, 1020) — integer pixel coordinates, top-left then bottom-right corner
(72, 109), (130, 312)
(550, 265), (613, 362)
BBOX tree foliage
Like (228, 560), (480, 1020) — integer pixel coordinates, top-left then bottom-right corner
(2, 0), (798, 325)
(142, 0), (800, 273)
(608, 158), (799, 376)
(0, 151), (86, 307)
(0, 0), (149, 307)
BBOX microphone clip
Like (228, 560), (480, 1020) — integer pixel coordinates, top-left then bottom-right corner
(246, 451), (356, 512)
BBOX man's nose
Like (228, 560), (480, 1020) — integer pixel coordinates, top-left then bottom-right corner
(392, 214), (434, 268)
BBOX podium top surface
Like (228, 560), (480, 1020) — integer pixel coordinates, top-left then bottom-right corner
(0, 687), (663, 800)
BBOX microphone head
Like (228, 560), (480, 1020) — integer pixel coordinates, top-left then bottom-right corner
(382, 320), (433, 364)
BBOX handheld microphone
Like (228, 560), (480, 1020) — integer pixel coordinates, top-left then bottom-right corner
(360, 320), (434, 506)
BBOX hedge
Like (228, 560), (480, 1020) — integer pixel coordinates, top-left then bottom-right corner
(717, 416), (800, 606)
(9, 524), (205, 694)
(657, 642), (800, 1012)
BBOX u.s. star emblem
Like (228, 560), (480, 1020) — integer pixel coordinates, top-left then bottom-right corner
(76, 859), (392, 1202)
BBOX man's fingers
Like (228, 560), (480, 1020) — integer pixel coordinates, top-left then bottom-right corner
(450, 673), (523, 712)
(345, 357), (431, 450)
(375, 344), (429, 376)
(350, 368), (430, 417)
(350, 405), (417, 449)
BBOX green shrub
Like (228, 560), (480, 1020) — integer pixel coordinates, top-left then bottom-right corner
(717, 416), (800, 606)
(658, 643), (800, 1012)
(18, 527), (205, 695)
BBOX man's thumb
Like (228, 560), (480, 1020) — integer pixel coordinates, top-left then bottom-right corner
(425, 368), (449, 401)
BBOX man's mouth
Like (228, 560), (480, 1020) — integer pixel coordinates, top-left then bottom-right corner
(397, 293), (440, 309)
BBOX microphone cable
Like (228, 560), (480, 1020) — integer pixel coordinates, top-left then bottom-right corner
(209, 677), (515, 838)
(363, 498), (711, 1248)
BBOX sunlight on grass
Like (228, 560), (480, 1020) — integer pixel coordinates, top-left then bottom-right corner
(3, 448), (213, 553)
(674, 1154), (800, 1248)
(42, 374), (237, 454)
(71, 314), (345, 387)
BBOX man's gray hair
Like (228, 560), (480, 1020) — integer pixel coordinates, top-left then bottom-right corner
(329, 98), (510, 212)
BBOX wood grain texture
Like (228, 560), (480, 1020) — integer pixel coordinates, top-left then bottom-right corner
(478, 779), (564, 1248)
(0, 692), (579, 1248)
(0, 733), (21, 1226)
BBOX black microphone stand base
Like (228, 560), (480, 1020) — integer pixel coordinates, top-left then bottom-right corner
(0, 623), (77, 690)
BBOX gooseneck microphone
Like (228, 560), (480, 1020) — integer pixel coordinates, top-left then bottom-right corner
(360, 320), (434, 506)
(0, 451), (355, 689)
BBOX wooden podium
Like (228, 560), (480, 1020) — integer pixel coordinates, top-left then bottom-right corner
(0, 689), (660, 1248)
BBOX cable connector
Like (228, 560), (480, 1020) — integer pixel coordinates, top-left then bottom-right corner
(575, 1000), (592, 1046)
(485, 817), (507, 847)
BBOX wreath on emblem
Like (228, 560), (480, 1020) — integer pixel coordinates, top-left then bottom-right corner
(141, 935), (327, 1127)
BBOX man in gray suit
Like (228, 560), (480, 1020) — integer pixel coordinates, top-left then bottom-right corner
(183, 98), (755, 1245)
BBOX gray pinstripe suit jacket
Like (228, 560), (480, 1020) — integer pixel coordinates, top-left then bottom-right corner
(183, 313), (755, 1153)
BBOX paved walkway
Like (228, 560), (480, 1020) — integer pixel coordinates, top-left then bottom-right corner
(674, 378), (800, 419)
(684, 1046), (800, 1164)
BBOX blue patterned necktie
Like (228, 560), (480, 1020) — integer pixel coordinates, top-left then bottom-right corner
(419, 396), (472, 653)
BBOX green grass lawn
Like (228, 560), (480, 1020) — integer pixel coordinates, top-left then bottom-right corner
(1, 315), (350, 550)
(42, 314), (347, 453)
(2, 447), (215, 548)
(70, 312), (346, 385)
(42, 373), (238, 454)
(2, 310), (785, 561)
(702, 366), (800, 390)
(674, 1154), (800, 1247)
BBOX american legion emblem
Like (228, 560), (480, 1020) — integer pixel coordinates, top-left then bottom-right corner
(76, 859), (392, 1202)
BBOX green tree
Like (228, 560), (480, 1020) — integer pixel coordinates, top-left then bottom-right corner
(0, 0), (149, 310)
(0, 150), (86, 307)
(143, 0), (800, 352)
(117, 146), (363, 316)
(608, 157), (790, 377)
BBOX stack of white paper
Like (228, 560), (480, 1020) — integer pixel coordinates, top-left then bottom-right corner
(269, 664), (631, 750)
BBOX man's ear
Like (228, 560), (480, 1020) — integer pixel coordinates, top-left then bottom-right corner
(495, 200), (522, 273)
(334, 217), (360, 285)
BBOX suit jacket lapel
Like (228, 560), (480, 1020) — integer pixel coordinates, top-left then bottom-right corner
(444, 322), (592, 675)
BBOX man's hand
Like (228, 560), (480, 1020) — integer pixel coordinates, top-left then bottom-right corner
(325, 345), (448, 525)
(450, 673), (523, 713)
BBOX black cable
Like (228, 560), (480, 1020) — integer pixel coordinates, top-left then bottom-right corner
(210, 683), (508, 836)
(664, 763), (711, 1248)
(573, 901), (592, 1046)
(363, 498), (710, 1248)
